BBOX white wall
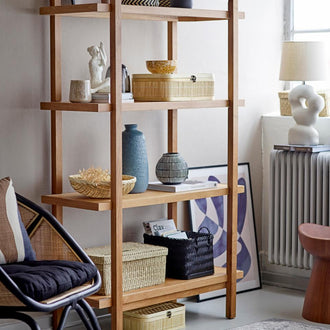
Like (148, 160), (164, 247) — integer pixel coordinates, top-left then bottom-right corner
(0, 1), (283, 253)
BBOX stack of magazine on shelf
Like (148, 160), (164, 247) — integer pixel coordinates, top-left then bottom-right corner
(147, 180), (217, 192)
(91, 92), (134, 103)
(143, 219), (188, 239)
(274, 144), (330, 153)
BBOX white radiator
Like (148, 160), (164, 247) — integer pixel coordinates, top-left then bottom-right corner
(268, 150), (330, 269)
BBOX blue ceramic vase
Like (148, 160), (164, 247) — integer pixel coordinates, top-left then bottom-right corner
(122, 124), (149, 193)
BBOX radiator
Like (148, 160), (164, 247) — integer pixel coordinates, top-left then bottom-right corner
(268, 150), (330, 269)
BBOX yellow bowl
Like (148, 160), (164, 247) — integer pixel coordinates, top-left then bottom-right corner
(146, 60), (177, 74)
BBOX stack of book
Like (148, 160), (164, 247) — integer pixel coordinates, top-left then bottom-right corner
(91, 92), (134, 103)
(143, 219), (188, 239)
(147, 180), (217, 192)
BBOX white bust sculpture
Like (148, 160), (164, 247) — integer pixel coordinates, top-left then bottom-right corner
(288, 85), (324, 145)
(87, 42), (110, 93)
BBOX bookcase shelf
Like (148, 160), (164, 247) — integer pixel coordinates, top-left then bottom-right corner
(40, 99), (245, 112)
(86, 267), (244, 310)
(41, 184), (245, 211)
(42, 1), (243, 328)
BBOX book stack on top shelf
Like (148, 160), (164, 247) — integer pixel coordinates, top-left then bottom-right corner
(91, 92), (134, 103)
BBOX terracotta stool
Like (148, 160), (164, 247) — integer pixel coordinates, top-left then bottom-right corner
(298, 223), (330, 324)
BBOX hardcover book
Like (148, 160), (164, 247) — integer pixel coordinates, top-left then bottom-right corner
(274, 144), (330, 153)
(147, 180), (217, 192)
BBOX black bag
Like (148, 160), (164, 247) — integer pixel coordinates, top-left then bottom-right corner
(144, 227), (214, 280)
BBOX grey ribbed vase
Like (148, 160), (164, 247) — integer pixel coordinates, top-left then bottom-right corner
(122, 124), (149, 193)
(156, 152), (188, 185)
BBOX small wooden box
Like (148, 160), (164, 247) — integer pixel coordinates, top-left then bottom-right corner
(132, 73), (215, 101)
(279, 90), (330, 117)
(85, 242), (168, 295)
(123, 302), (185, 330)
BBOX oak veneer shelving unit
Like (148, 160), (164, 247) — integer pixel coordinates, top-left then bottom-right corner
(41, 1), (244, 329)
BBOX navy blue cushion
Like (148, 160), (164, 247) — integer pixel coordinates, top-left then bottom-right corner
(2, 260), (97, 301)
(17, 210), (36, 262)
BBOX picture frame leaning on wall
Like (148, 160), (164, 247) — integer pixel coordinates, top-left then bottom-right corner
(188, 163), (261, 302)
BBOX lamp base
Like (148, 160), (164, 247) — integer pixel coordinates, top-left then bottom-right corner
(288, 84), (324, 145)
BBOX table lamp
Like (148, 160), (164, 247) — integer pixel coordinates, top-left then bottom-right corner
(279, 41), (328, 145)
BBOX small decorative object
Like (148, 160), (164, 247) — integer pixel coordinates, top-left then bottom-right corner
(122, 124), (149, 193)
(87, 42), (110, 93)
(170, 0), (192, 8)
(146, 60), (177, 74)
(69, 167), (136, 198)
(279, 41), (328, 145)
(121, 0), (159, 6)
(159, 0), (170, 6)
(288, 85), (324, 145)
(155, 152), (188, 185)
(105, 64), (131, 93)
(188, 164), (261, 301)
(69, 80), (92, 103)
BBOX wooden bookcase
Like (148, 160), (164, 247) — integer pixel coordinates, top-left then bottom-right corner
(40, 1), (244, 328)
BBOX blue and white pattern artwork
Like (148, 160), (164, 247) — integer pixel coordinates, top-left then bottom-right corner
(189, 164), (261, 301)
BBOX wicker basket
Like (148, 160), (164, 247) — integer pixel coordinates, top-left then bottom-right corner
(123, 302), (185, 330)
(85, 243), (168, 295)
(68, 174), (136, 199)
(144, 227), (214, 280)
(121, 0), (159, 6)
(132, 73), (215, 102)
(159, 0), (170, 6)
(279, 90), (330, 117)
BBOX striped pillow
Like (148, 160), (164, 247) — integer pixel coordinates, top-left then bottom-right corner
(0, 177), (36, 264)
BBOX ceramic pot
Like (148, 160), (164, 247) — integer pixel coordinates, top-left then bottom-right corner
(170, 0), (192, 8)
(122, 124), (149, 193)
(156, 152), (188, 185)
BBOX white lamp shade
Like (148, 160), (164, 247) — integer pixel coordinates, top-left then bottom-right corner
(279, 41), (328, 81)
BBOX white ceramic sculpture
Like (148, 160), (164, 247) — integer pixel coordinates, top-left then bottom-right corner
(87, 42), (110, 93)
(288, 84), (324, 145)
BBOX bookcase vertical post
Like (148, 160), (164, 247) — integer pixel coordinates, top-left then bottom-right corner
(167, 21), (179, 224)
(50, 1), (63, 328)
(50, 0), (63, 222)
(110, 0), (124, 328)
(226, 0), (239, 319)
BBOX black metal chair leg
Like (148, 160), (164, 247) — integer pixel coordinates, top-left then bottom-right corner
(57, 305), (72, 330)
(75, 304), (93, 330)
(78, 299), (101, 330)
(0, 311), (41, 330)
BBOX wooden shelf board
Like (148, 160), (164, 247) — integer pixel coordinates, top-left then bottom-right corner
(40, 4), (245, 22)
(86, 267), (244, 310)
(41, 184), (244, 211)
(40, 99), (245, 112)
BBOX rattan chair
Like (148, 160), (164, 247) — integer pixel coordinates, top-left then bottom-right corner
(0, 194), (102, 330)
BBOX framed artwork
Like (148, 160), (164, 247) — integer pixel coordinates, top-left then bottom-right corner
(189, 163), (261, 301)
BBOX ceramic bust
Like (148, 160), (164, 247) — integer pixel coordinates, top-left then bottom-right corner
(87, 42), (110, 93)
(288, 85), (324, 145)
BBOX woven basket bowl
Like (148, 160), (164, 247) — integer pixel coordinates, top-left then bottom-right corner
(69, 174), (136, 199)
(146, 60), (177, 74)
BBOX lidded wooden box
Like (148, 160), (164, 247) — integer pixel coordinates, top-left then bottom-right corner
(132, 73), (215, 101)
(85, 242), (168, 295)
(123, 302), (185, 330)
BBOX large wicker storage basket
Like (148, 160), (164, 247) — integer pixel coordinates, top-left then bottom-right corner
(279, 90), (330, 117)
(123, 302), (185, 330)
(132, 73), (215, 101)
(85, 243), (168, 295)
